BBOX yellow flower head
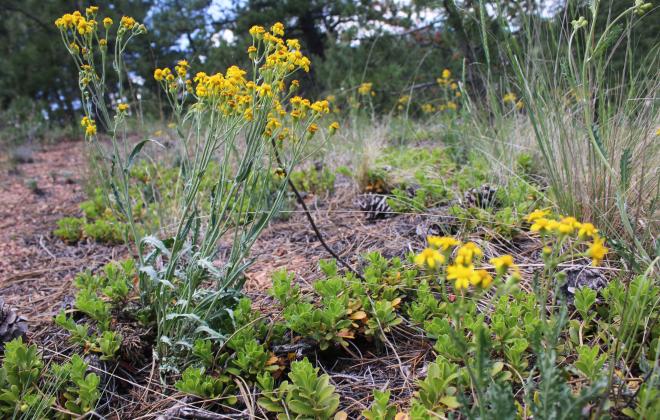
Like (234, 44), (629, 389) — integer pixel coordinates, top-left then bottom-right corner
(447, 264), (478, 290)
(311, 100), (330, 114)
(271, 22), (285, 36)
(175, 59), (189, 77)
(578, 222), (598, 239)
(415, 248), (446, 270)
(258, 83), (272, 97)
(120, 16), (136, 30)
(103, 17), (113, 29)
(530, 217), (558, 234)
(455, 242), (483, 265)
(427, 236), (461, 251)
(490, 255), (518, 276)
(249, 25), (265, 39)
(588, 237), (608, 266)
(286, 39), (301, 50)
(77, 19), (95, 35)
(154, 68), (164, 81)
(85, 123), (97, 136)
(358, 82), (373, 96)
(243, 108), (254, 121)
(328, 121), (340, 135)
(526, 209), (550, 223)
(442, 68), (451, 79)
(475, 269), (493, 288)
(503, 92), (517, 103)
(307, 123), (319, 134)
(117, 103), (129, 112)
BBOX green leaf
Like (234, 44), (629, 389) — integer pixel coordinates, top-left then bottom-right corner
(440, 395), (461, 409)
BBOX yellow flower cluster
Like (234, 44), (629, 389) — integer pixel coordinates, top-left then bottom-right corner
(503, 92), (524, 110)
(120, 16), (136, 30)
(526, 209), (608, 266)
(246, 24), (311, 74)
(80, 116), (97, 137)
(56, 9), (142, 36)
(55, 11), (96, 35)
(447, 242), (491, 290)
(358, 82), (374, 96)
(151, 22), (332, 142)
(415, 236), (518, 291)
(432, 68), (461, 111)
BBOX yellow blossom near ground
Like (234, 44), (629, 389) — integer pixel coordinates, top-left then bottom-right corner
(414, 248), (445, 269)
(588, 237), (608, 266)
(427, 236), (460, 251)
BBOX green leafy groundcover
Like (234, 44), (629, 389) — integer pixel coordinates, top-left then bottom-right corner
(3, 239), (657, 418)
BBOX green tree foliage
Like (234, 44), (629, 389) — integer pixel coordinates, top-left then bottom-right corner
(1, 0), (657, 127)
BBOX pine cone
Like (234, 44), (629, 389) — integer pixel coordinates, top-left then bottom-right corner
(463, 184), (499, 209)
(0, 298), (28, 349)
(356, 193), (393, 220)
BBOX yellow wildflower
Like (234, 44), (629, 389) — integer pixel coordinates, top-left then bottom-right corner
(307, 123), (318, 134)
(77, 19), (94, 35)
(455, 242), (483, 265)
(526, 209), (550, 223)
(587, 237), (608, 266)
(286, 39), (301, 50)
(85, 124), (97, 136)
(249, 25), (265, 39)
(530, 217), (553, 233)
(442, 68), (451, 79)
(475, 269), (493, 288)
(117, 103), (129, 112)
(503, 92), (517, 103)
(120, 16), (136, 30)
(328, 121), (340, 135)
(447, 264), (478, 290)
(259, 83), (272, 97)
(427, 236), (460, 251)
(243, 108), (253, 121)
(415, 248), (445, 270)
(358, 82), (372, 95)
(271, 22), (285, 36)
(103, 17), (113, 29)
(578, 222), (598, 239)
(490, 255), (518, 276)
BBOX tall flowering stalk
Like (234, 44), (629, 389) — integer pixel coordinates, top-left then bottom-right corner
(56, 9), (336, 372)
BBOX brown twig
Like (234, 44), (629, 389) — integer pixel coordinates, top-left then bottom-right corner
(270, 139), (365, 281)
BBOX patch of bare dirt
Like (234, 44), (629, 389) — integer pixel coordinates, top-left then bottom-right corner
(0, 141), (125, 326)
